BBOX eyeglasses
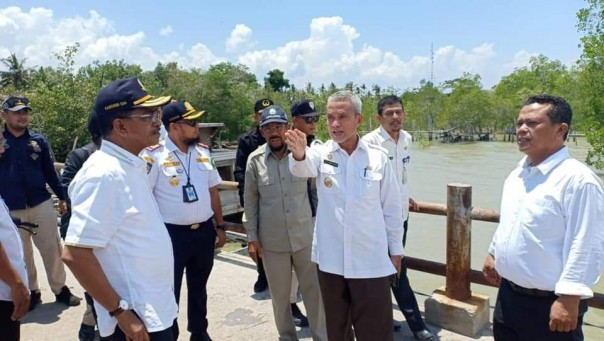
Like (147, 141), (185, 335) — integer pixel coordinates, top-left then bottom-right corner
(381, 109), (406, 118)
(261, 123), (287, 132)
(125, 109), (162, 123)
(175, 120), (199, 127)
(2, 97), (30, 110)
(298, 116), (320, 124)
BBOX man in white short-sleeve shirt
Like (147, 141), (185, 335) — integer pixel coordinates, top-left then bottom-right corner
(62, 77), (177, 341)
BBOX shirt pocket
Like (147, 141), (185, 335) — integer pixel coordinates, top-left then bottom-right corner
(195, 157), (214, 171)
(319, 163), (342, 195)
(357, 167), (382, 197)
(519, 196), (563, 242)
(161, 163), (186, 182)
(258, 174), (277, 197)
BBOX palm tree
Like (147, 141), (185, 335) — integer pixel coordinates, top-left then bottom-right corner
(0, 52), (32, 90)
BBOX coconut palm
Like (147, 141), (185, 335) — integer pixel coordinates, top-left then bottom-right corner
(0, 52), (32, 90)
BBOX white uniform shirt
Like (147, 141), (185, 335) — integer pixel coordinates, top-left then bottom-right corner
(140, 138), (222, 225)
(489, 146), (604, 298)
(362, 126), (411, 220)
(0, 198), (28, 302)
(65, 140), (177, 337)
(289, 138), (404, 278)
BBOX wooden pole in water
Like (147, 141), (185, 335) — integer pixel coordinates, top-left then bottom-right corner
(446, 184), (472, 301)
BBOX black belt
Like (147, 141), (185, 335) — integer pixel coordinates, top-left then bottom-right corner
(506, 279), (556, 297)
(165, 220), (211, 231)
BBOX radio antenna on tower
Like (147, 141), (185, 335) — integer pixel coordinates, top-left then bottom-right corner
(430, 42), (434, 84)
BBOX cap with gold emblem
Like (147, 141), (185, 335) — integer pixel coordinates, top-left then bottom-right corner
(254, 98), (274, 114)
(94, 77), (171, 119)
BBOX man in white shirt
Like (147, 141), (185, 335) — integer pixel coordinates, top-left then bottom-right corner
(285, 91), (404, 341)
(362, 95), (434, 340)
(62, 77), (178, 341)
(1, 128), (30, 341)
(140, 101), (226, 341)
(483, 95), (604, 340)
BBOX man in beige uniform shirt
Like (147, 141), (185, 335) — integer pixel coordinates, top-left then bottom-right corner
(243, 105), (326, 341)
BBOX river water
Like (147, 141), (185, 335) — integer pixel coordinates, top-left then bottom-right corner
(405, 138), (604, 338)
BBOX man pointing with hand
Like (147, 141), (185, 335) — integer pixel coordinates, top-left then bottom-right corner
(285, 91), (404, 341)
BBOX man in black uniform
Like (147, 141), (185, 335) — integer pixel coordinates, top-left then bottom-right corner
(0, 96), (80, 311)
(234, 98), (273, 293)
(60, 113), (103, 341)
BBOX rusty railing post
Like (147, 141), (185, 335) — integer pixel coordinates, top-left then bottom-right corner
(446, 183), (472, 301)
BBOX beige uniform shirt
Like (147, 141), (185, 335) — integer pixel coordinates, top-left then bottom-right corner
(243, 144), (313, 253)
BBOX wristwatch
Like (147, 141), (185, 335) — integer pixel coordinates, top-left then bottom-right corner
(109, 299), (129, 317)
(216, 223), (227, 231)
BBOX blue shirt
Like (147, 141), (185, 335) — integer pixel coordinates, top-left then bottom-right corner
(0, 127), (65, 210)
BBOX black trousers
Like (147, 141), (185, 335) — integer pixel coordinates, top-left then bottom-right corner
(494, 278), (588, 341)
(391, 220), (426, 332)
(0, 301), (20, 341)
(317, 269), (393, 341)
(167, 220), (216, 339)
(100, 325), (174, 341)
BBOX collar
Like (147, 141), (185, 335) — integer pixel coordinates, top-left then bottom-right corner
(3, 126), (31, 140)
(519, 146), (569, 176)
(327, 135), (367, 154)
(101, 140), (146, 168)
(165, 136), (196, 155)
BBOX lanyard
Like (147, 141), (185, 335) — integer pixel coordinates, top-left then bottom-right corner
(172, 150), (192, 185)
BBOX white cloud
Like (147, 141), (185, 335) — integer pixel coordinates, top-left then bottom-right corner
(225, 24), (255, 53)
(159, 25), (173, 37)
(0, 7), (546, 90)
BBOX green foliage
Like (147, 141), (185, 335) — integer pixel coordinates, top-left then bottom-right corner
(577, 0), (604, 169)
(0, 52), (33, 90)
(264, 69), (290, 92)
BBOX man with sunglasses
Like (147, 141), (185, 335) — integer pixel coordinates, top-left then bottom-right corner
(362, 95), (434, 340)
(63, 77), (178, 341)
(0, 125), (29, 341)
(0, 96), (81, 311)
(234, 98), (273, 294)
(243, 105), (326, 341)
(140, 101), (226, 341)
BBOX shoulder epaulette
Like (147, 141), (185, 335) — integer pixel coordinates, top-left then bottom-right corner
(145, 144), (161, 151)
(197, 143), (209, 149)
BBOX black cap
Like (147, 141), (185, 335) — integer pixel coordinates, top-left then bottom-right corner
(259, 105), (288, 127)
(2, 96), (32, 111)
(254, 98), (274, 113)
(291, 99), (318, 117)
(162, 101), (205, 128)
(94, 77), (171, 118)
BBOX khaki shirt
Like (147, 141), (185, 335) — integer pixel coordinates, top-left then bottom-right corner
(243, 144), (313, 253)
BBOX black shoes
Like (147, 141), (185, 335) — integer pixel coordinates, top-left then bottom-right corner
(291, 303), (309, 328)
(253, 273), (268, 293)
(55, 286), (82, 306)
(190, 330), (213, 341)
(413, 329), (435, 340)
(29, 290), (42, 311)
(78, 324), (96, 341)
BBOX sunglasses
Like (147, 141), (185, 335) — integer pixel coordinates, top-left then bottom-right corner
(299, 116), (320, 124)
(2, 97), (30, 110)
(175, 120), (200, 127)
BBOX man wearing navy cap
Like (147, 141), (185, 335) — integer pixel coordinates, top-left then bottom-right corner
(234, 98), (273, 294)
(0, 96), (80, 312)
(63, 77), (178, 341)
(140, 101), (226, 341)
(244, 105), (327, 340)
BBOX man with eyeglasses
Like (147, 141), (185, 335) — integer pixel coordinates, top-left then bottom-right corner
(234, 98), (273, 294)
(362, 95), (434, 340)
(0, 96), (81, 311)
(243, 105), (327, 341)
(62, 77), (178, 341)
(139, 101), (226, 341)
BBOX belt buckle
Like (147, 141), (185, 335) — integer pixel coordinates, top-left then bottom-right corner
(190, 223), (200, 230)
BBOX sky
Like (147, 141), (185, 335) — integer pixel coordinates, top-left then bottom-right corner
(0, 0), (587, 90)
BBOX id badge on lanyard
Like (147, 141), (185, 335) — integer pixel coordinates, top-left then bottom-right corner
(182, 183), (198, 203)
(402, 156), (410, 185)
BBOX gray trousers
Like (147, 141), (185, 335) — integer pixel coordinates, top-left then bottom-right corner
(263, 247), (327, 341)
(12, 199), (67, 294)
